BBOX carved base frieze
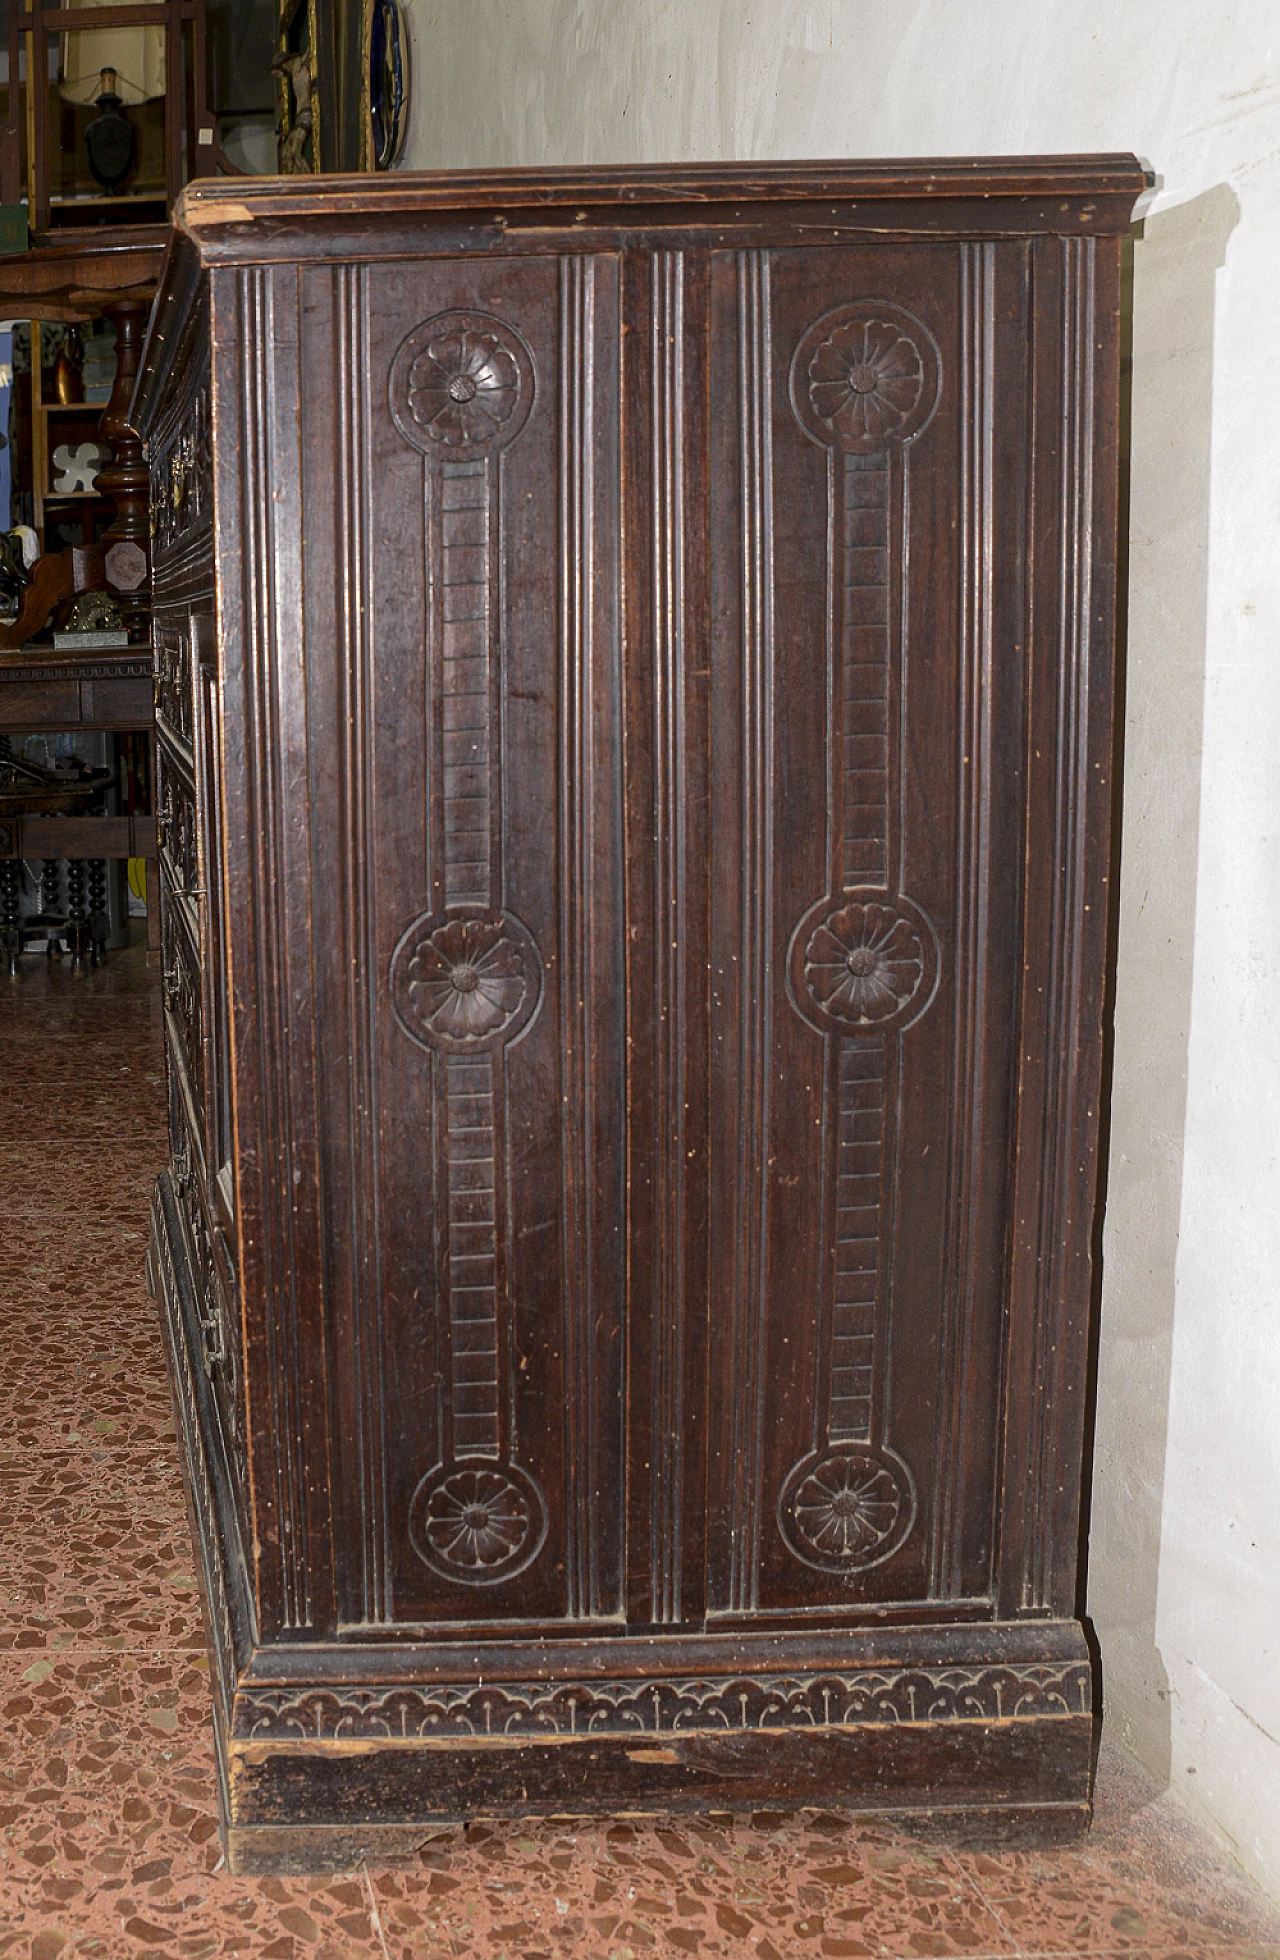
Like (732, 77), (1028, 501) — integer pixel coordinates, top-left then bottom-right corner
(235, 1660), (1091, 1744)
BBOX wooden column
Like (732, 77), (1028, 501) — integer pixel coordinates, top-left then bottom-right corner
(97, 296), (153, 633)
(98, 298), (151, 551)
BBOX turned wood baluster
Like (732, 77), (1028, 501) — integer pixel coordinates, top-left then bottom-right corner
(64, 857), (87, 974)
(88, 858), (109, 964)
(98, 300), (153, 638)
(40, 858), (61, 957)
(1, 858), (19, 978)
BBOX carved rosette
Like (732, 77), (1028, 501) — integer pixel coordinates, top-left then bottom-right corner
(778, 1443), (917, 1575)
(409, 1460), (548, 1587)
(787, 890), (938, 1040)
(789, 300), (940, 455)
(389, 310), (536, 457)
(390, 909), (542, 1054)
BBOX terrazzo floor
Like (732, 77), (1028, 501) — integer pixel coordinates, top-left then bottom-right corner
(2, 935), (1279, 1960)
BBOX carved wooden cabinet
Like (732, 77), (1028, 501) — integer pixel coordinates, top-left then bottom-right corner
(135, 157), (1147, 1870)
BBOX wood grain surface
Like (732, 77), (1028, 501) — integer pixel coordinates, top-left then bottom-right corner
(132, 156), (1146, 1869)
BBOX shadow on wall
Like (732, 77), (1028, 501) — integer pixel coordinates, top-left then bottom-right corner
(1087, 181), (1239, 1789)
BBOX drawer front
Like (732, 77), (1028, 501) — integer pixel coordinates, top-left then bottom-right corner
(161, 858), (204, 1125)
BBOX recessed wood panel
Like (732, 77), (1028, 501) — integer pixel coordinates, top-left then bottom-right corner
(287, 254), (627, 1630)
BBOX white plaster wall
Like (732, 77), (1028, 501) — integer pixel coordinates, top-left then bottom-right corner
(398, 0), (1280, 1896)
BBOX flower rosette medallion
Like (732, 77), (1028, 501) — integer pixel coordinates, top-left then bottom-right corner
(787, 890), (938, 1039)
(389, 309), (536, 457)
(390, 909), (543, 1054)
(409, 1459), (548, 1586)
(788, 299), (940, 455)
(778, 1443), (917, 1575)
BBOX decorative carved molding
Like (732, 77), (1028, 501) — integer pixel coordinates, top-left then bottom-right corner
(408, 1459), (548, 1586)
(233, 261), (316, 1635)
(803, 898), (923, 1027)
(155, 628), (194, 761)
(333, 261), (394, 1627)
(151, 370), (212, 557)
(151, 1178), (241, 1717)
(778, 1442), (917, 1574)
(389, 311), (536, 457)
(236, 1660), (1092, 1742)
(556, 253), (612, 1622)
(930, 240), (997, 1599)
(1016, 236), (1100, 1612)
(390, 910), (541, 1053)
(725, 247), (776, 1617)
(162, 899), (204, 1117)
(789, 301), (941, 455)
(390, 301), (546, 1593)
(158, 762), (199, 899)
(650, 247), (688, 1626)
(0, 658), (151, 684)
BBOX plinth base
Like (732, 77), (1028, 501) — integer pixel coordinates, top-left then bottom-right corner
(150, 1172), (1096, 1875)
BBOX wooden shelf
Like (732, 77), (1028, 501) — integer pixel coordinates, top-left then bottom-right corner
(26, 326), (116, 544)
(49, 193), (169, 208)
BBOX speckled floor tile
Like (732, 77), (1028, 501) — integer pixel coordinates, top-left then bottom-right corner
(0, 1454), (200, 1653)
(0, 1307), (166, 1396)
(964, 1857), (1238, 1955)
(0, 1656), (389, 1958)
(347, 1812), (1022, 1959)
(4, 941), (1280, 1960)
(953, 1737), (1280, 1959)
(0, 1371), (174, 1456)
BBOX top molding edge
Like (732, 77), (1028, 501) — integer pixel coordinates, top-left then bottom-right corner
(172, 154), (1152, 256)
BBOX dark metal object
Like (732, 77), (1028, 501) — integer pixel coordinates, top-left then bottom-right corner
(0, 751), (110, 819)
(85, 71), (138, 196)
(368, 0), (408, 170)
(64, 855), (89, 972)
(0, 532), (29, 616)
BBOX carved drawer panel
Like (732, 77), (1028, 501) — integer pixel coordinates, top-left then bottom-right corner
(161, 886), (203, 1124)
(154, 627), (194, 765)
(157, 746), (199, 905)
(167, 1077), (247, 1529)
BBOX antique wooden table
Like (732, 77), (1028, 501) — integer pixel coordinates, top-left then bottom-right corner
(133, 156), (1148, 1871)
(0, 643), (158, 961)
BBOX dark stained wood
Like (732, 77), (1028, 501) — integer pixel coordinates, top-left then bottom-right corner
(99, 301), (155, 558)
(0, 647), (154, 729)
(0, 813), (156, 857)
(0, 644), (158, 946)
(0, 232), (166, 323)
(0, 557), (74, 652)
(133, 157), (1148, 1871)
